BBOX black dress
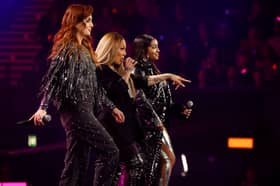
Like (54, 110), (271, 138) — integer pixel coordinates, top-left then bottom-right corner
(96, 65), (144, 161)
(97, 65), (166, 185)
(39, 44), (119, 186)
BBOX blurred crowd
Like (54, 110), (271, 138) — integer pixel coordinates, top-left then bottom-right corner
(37, 0), (280, 89)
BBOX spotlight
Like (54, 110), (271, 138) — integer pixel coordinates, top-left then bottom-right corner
(272, 63), (277, 71)
(240, 68), (247, 75)
(180, 153), (189, 177)
(112, 8), (118, 14)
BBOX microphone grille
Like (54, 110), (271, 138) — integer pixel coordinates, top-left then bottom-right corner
(186, 100), (194, 108)
(44, 115), (52, 122)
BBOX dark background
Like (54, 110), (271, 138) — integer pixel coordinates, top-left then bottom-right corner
(0, 0), (280, 185)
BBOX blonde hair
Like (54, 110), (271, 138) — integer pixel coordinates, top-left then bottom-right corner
(96, 32), (123, 66)
(49, 4), (96, 63)
(96, 32), (136, 97)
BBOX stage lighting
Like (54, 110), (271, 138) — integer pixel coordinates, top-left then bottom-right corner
(180, 153), (189, 177)
(227, 137), (254, 149)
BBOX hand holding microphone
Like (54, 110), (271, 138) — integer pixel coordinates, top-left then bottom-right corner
(123, 57), (137, 73)
(32, 109), (51, 126)
(182, 100), (194, 119)
(16, 109), (52, 126)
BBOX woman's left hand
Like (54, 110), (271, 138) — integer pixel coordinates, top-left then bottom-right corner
(112, 107), (125, 123)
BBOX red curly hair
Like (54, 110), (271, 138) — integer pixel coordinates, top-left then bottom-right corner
(48, 4), (97, 63)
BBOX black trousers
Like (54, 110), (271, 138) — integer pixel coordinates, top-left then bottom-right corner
(58, 110), (119, 186)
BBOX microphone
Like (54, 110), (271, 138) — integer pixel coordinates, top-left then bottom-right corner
(186, 100), (194, 109)
(184, 100), (194, 119)
(16, 114), (52, 125)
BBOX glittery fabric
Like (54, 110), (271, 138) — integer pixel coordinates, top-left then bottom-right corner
(39, 43), (119, 186)
(134, 59), (178, 186)
(134, 89), (162, 129)
(127, 152), (145, 186)
(134, 89), (163, 186)
(39, 44), (115, 111)
(142, 128), (162, 186)
(134, 60), (173, 125)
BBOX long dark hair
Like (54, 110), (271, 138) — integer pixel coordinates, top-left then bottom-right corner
(132, 34), (161, 74)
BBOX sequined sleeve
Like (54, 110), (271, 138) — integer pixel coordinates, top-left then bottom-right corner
(38, 45), (98, 110)
(95, 82), (116, 111)
(38, 48), (69, 110)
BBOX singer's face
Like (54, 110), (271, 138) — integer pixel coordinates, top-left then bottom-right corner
(147, 39), (160, 62)
(76, 15), (94, 37)
(113, 39), (127, 65)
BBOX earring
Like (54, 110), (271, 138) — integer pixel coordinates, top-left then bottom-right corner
(145, 56), (150, 61)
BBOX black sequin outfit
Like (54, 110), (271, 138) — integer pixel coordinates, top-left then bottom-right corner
(134, 59), (181, 186)
(134, 60), (173, 125)
(39, 44), (119, 186)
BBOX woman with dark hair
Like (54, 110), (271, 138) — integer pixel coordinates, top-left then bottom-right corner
(132, 34), (192, 186)
(30, 4), (125, 186)
(95, 32), (189, 186)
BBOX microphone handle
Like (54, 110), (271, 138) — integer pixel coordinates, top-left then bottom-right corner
(16, 114), (52, 125)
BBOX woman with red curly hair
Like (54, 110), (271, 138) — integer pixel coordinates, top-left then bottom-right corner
(30, 4), (124, 186)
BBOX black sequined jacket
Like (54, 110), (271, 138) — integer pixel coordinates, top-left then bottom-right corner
(39, 43), (115, 114)
(134, 59), (183, 127)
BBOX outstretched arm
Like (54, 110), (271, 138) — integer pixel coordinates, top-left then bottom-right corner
(147, 73), (191, 89)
